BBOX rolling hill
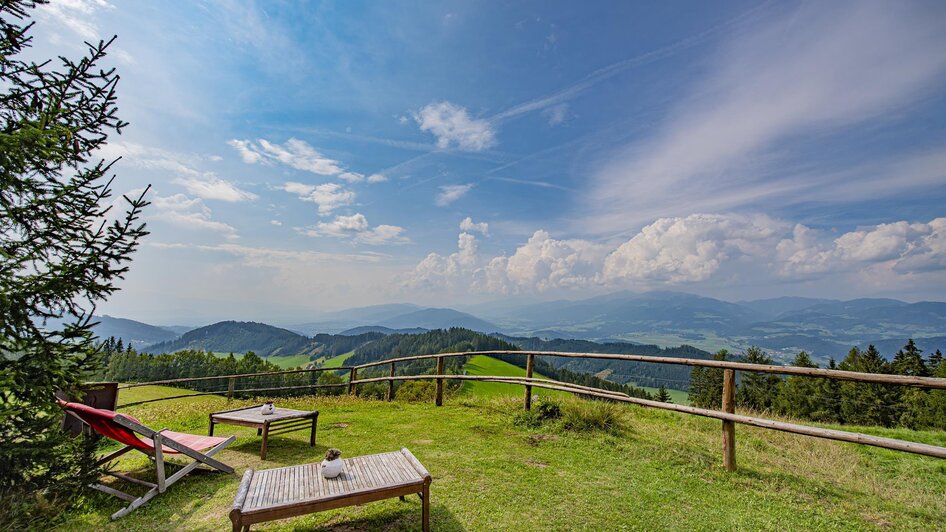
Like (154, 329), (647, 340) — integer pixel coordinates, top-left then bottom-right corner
(145, 321), (310, 358)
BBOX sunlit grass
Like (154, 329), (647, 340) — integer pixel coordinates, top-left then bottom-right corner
(57, 385), (946, 531)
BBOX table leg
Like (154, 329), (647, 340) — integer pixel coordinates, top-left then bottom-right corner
(310, 415), (317, 447)
(422, 484), (430, 532)
(208, 419), (215, 436)
(261, 422), (269, 460)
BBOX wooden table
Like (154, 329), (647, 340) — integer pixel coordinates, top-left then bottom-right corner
(229, 448), (431, 531)
(209, 405), (318, 460)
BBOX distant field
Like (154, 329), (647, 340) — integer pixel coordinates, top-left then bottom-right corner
(320, 350), (355, 368)
(460, 355), (568, 398)
(208, 351), (312, 369)
(637, 385), (690, 405)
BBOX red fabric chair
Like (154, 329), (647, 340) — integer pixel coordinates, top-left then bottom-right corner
(59, 400), (236, 520)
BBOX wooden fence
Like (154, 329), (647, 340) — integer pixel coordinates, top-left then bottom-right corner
(114, 350), (946, 469)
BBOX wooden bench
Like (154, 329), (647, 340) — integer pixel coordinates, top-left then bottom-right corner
(229, 448), (431, 531)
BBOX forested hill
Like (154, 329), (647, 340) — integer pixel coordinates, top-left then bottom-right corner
(145, 321), (311, 358)
(496, 335), (713, 391)
(348, 328), (517, 367)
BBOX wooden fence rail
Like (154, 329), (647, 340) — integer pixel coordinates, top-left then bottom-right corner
(109, 349), (946, 470)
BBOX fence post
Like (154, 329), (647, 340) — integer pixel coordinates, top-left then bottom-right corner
(388, 362), (396, 401)
(348, 367), (358, 396)
(227, 377), (235, 402)
(722, 368), (736, 471)
(524, 354), (535, 410)
(435, 356), (445, 406)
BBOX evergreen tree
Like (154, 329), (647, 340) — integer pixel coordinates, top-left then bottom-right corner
(893, 340), (931, 429)
(655, 385), (672, 403)
(688, 350), (728, 408)
(776, 351), (820, 419)
(891, 339), (928, 377)
(839, 346), (898, 427)
(928, 349), (943, 371)
(810, 358), (842, 423)
(736, 347), (781, 412)
(0, 2), (148, 524)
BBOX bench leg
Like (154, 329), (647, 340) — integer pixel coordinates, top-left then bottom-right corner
(421, 484), (430, 532)
(310, 416), (317, 447)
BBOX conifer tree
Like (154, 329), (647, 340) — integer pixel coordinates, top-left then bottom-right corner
(776, 351), (819, 419)
(839, 346), (898, 426)
(0, 1), (148, 522)
(810, 357), (842, 423)
(736, 347), (781, 412)
(656, 384), (672, 403)
(688, 350), (728, 408)
(893, 340), (931, 428)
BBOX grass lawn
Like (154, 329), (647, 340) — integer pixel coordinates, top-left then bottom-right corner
(460, 355), (568, 398)
(57, 385), (946, 531)
(638, 385), (691, 405)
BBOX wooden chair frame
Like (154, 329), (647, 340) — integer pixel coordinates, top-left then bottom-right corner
(70, 412), (236, 520)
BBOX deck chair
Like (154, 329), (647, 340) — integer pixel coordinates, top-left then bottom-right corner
(58, 400), (236, 519)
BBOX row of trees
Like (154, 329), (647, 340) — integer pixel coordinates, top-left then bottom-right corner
(689, 341), (946, 429)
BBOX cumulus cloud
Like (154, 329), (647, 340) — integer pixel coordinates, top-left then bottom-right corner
(281, 182), (354, 215)
(602, 214), (785, 283)
(490, 231), (610, 293)
(777, 218), (946, 276)
(338, 172), (364, 183)
(435, 184), (472, 207)
(414, 102), (496, 151)
(367, 173), (388, 183)
(404, 213), (946, 295)
(301, 213), (408, 245)
(459, 217), (488, 235)
(151, 194), (238, 240)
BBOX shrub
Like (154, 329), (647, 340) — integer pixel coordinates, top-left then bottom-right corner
(535, 398), (562, 421)
(560, 398), (624, 434)
(513, 409), (543, 428)
(395, 380), (436, 402)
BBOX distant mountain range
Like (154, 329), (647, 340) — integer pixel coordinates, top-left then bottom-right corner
(82, 290), (946, 362)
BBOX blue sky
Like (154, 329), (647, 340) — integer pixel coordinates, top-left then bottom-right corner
(31, 1), (946, 323)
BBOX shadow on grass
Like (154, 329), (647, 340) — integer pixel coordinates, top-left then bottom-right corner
(299, 502), (466, 532)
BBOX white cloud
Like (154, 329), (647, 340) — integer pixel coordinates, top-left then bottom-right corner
(281, 182), (354, 215)
(414, 102), (496, 151)
(338, 172), (364, 183)
(270, 220), (282, 226)
(587, 2), (946, 232)
(173, 175), (257, 202)
(367, 173), (388, 183)
(301, 213), (409, 245)
(405, 213), (946, 295)
(38, 0), (113, 41)
(459, 217), (488, 235)
(435, 184), (472, 207)
(542, 103), (568, 126)
(97, 141), (256, 203)
(229, 138), (344, 176)
(777, 218), (946, 276)
(602, 214), (785, 284)
(151, 194), (238, 240)
(490, 230), (610, 293)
